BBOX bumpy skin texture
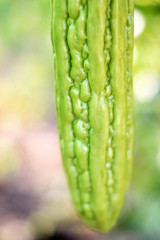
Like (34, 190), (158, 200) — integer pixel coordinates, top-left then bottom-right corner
(51, 0), (134, 232)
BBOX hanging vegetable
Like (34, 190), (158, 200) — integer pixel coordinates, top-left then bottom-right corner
(51, 0), (134, 232)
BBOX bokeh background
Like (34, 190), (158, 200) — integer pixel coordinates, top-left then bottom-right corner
(0, 1), (160, 240)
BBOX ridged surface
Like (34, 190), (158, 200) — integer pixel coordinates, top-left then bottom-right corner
(51, 0), (134, 232)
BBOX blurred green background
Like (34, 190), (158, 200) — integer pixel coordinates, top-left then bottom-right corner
(0, 1), (160, 240)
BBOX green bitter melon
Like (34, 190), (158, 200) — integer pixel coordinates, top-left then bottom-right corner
(51, 0), (134, 232)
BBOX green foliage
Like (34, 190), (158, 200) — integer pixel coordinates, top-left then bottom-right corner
(0, 0), (54, 127)
(120, 4), (160, 238)
(135, 0), (160, 6)
(134, 6), (160, 74)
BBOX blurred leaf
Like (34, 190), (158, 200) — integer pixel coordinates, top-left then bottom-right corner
(135, 0), (160, 6)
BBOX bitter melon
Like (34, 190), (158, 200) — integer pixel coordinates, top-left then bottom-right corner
(51, 0), (134, 232)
